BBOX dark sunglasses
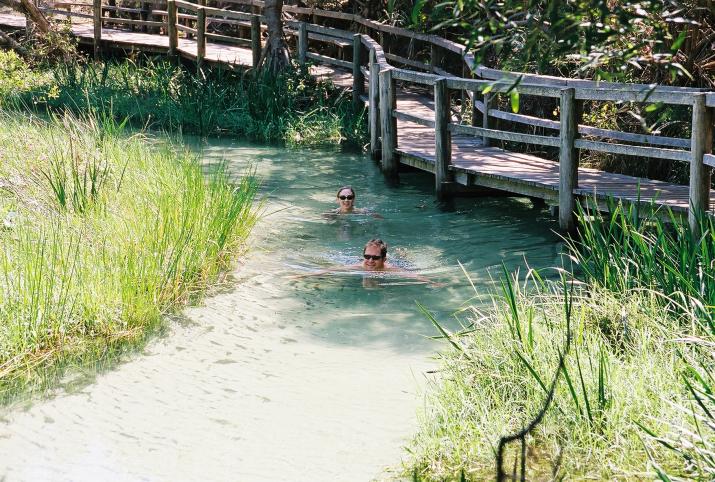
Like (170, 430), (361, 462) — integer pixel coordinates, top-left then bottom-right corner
(363, 254), (383, 261)
(339, 195), (354, 200)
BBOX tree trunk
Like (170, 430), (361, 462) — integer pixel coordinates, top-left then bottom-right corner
(260, 0), (290, 73)
(0, 0), (50, 33)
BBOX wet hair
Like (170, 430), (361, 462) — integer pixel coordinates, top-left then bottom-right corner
(336, 185), (356, 198)
(363, 238), (387, 258)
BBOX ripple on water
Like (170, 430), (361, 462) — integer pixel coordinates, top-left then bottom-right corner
(0, 140), (560, 482)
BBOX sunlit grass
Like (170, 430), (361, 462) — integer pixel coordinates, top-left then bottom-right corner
(2, 55), (367, 147)
(0, 111), (258, 399)
(408, 271), (691, 480)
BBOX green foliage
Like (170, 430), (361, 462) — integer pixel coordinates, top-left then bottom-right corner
(0, 111), (259, 398)
(421, 0), (698, 81)
(408, 271), (687, 480)
(7, 58), (366, 147)
(568, 201), (715, 327)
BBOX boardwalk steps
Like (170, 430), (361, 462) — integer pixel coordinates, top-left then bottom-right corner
(3, 1), (715, 230)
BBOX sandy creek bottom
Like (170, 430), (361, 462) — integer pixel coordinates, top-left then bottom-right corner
(0, 141), (561, 481)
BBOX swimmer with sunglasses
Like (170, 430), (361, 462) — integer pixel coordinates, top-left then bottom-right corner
(290, 238), (440, 286)
(327, 185), (383, 218)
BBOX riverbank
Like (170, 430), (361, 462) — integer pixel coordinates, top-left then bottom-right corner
(0, 111), (258, 399)
(0, 50), (366, 147)
(406, 205), (715, 480)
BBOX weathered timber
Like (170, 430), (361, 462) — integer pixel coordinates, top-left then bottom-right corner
(306, 52), (352, 70)
(92, 0), (101, 59)
(574, 139), (691, 162)
(196, 7), (206, 68)
(379, 68), (397, 176)
(297, 21), (307, 64)
(482, 92), (492, 147)
(559, 88), (578, 232)
(369, 48), (381, 160)
(167, 0), (177, 56)
(434, 78), (452, 199)
(352, 34), (363, 108)
(689, 93), (713, 233)
(251, 14), (260, 68)
(449, 123), (560, 147)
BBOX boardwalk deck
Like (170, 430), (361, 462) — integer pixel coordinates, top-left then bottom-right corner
(1, 12), (708, 217)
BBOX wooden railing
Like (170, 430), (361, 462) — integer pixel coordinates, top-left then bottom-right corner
(34, 0), (714, 231)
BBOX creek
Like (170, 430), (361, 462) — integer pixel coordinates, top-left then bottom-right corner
(0, 140), (561, 481)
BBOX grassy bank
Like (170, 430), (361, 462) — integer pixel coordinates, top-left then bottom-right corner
(0, 50), (366, 147)
(407, 205), (715, 480)
(0, 111), (258, 399)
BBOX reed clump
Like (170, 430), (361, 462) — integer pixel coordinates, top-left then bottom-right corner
(0, 111), (258, 399)
(408, 203), (715, 480)
(2, 54), (366, 147)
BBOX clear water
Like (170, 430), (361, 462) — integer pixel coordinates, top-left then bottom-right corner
(0, 140), (562, 481)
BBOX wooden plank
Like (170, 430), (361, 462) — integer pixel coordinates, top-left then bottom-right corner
(352, 34), (363, 108)
(385, 53), (430, 71)
(559, 87), (578, 231)
(177, 24), (195, 35)
(392, 68), (440, 85)
(394, 111), (434, 128)
(484, 108), (690, 149)
(574, 139), (691, 162)
(704, 154), (715, 168)
(449, 123), (560, 147)
(92, 0), (101, 59)
(690, 93), (713, 231)
(297, 21), (307, 64)
(205, 31), (249, 45)
(251, 14), (260, 68)
(369, 49), (381, 160)
(167, 0), (177, 55)
(305, 52), (352, 70)
(380, 68), (397, 176)
(102, 18), (165, 28)
(434, 77), (452, 199)
(476, 66), (705, 93)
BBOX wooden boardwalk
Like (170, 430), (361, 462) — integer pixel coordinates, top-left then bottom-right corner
(2, 7), (711, 228)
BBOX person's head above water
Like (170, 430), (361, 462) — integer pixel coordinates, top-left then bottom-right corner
(336, 185), (356, 213)
(362, 238), (387, 270)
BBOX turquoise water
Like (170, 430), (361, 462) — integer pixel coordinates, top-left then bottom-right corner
(0, 141), (561, 481)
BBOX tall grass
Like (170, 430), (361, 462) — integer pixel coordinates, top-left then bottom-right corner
(408, 270), (689, 480)
(568, 201), (715, 327)
(3, 55), (366, 147)
(0, 111), (258, 399)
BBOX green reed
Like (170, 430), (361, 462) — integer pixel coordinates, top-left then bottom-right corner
(5, 55), (366, 147)
(0, 111), (258, 399)
(568, 200), (715, 328)
(408, 268), (688, 480)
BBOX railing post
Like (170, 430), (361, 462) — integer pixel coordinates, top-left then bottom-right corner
(251, 14), (261, 69)
(297, 22), (307, 65)
(352, 34), (364, 109)
(430, 44), (442, 73)
(369, 48), (381, 160)
(434, 77), (453, 200)
(482, 91), (492, 147)
(196, 6), (206, 69)
(93, 0), (102, 59)
(559, 87), (579, 232)
(379, 67), (397, 176)
(689, 93), (713, 233)
(167, 0), (178, 57)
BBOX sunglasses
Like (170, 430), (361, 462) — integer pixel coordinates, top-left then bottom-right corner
(363, 254), (383, 261)
(339, 195), (354, 200)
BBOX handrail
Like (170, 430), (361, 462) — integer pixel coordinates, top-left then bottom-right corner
(56, 0), (711, 231)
